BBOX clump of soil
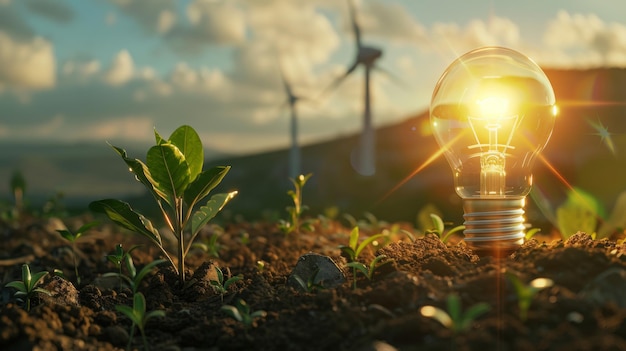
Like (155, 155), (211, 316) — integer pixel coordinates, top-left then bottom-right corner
(1, 214), (626, 351)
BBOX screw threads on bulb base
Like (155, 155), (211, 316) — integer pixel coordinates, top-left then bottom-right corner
(462, 197), (526, 258)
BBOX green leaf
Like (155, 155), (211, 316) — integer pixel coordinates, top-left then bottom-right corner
(115, 304), (141, 326)
(184, 166), (231, 208)
(21, 264), (31, 288)
(147, 143), (191, 204)
(348, 227), (359, 251)
(134, 292), (147, 315)
(29, 271), (49, 291)
(168, 125), (204, 181)
(190, 192), (237, 236)
(430, 213), (445, 236)
(57, 229), (76, 242)
(76, 221), (99, 235)
(5, 281), (26, 293)
(221, 305), (243, 322)
(133, 259), (166, 290)
(355, 233), (385, 259)
(154, 129), (166, 145)
(346, 261), (369, 277)
(109, 144), (168, 202)
(89, 199), (161, 245)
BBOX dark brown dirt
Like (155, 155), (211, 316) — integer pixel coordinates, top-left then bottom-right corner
(1, 214), (626, 351)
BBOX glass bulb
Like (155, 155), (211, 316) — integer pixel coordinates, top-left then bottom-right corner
(430, 47), (557, 256)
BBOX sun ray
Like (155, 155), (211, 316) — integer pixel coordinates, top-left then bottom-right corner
(376, 132), (465, 205)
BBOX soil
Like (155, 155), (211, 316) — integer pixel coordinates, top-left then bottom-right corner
(1, 214), (626, 351)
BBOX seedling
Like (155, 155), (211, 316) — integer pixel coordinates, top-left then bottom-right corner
(420, 294), (490, 334)
(506, 272), (554, 321)
(339, 226), (387, 289)
(4, 264), (51, 311)
(278, 173), (315, 238)
(292, 268), (326, 292)
(56, 221), (99, 285)
(345, 254), (390, 288)
(524, 228), (542, 241)
(426, 213), (464, 243)
(221, 298), (267, 329)
(89, 125), (237, 285)
(191, 231), (222, 258)
(210, 266), (243, 300)
(104, 246), (166, 293)
(115, 292), (165, 351)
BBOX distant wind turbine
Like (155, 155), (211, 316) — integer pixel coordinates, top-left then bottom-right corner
(321, 0), (391, 176)
(277, 57), (304, 179)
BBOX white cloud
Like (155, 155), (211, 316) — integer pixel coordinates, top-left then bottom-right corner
(0, 31), (55, 91)
(542, 11), (626, 67)
(103, 50), (134, 86)
(109, 0), (176, 34)
(354, 0), (427, 43)
(62, 59), (101, 79)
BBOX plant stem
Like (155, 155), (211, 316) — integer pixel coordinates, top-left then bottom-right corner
(176, 199), (185, 285)
(72, 243), (80, 285)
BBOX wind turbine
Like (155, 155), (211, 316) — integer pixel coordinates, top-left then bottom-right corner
(322, 0), (384, 176)
(277, 57), (303, 179)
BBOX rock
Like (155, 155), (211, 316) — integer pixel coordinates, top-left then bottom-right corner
(40, 275), (80, 307)
(287, 253), (345, 291)
(579, 267), (626, 308)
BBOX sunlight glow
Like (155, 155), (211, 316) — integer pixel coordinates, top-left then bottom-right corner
(376, 132), (466, 205)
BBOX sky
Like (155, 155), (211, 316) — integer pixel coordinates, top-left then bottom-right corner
(2, 0), (626, 155)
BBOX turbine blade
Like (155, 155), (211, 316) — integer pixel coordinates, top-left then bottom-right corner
(373, 64), (408, 89)
(317, 61), (360, 101)
(347, 0), (361, 49)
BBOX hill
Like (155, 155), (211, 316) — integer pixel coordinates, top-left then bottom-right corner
(201, 68), (626, 228)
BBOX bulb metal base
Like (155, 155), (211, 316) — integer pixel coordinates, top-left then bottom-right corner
(462, 197), (526, 257)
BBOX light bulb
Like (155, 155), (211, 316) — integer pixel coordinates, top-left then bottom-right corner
(430, 47), (557, 256)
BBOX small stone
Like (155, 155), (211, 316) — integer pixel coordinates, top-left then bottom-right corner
(40, 275), (80, 307)
(287, 253), (345, 291)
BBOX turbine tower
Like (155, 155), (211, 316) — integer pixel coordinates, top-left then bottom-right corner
(323, 0), (383, 176)
(278, 57), (302, 179)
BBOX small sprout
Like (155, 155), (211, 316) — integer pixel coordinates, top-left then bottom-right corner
(221, 298), (267, 329)
(115, 292), (165, 351)
(346, 254), (390, 288)
(103, 250), (166, 293)
(256, 260), (266, 272)
(524, 228), (542, 241)
(426, 213), (464, 243)
(292, 268), (325, 292)
(420, 294), (490, 334)
(278, 173), (315, 239)
(4, 264), (51, 311)
(506, 272), (554, 321)
(10, 170), (26, 213)
(191, 231), (223, 258)
(339, 226), (387, 289)
(210, 266), (242, 300)
(56, 221), (99, 285)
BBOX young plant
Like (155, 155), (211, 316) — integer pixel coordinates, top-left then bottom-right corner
(103, 251), (166, 294)
(89, 125), (237, 285)
(506, 272), (554, 321)
(426, 213), (465, 243)
(292, 268), (326, 292)
(56, 221), (99, 285)
(221, 298), (267, 329)
(191, 231), (222, 258)
(210, 266), (243, 300)
(339, 226), (387, 289)
(345, 254), (390, 288)
(420, 294), (491, 334)
(278, 173), (315, 237)
(115, 292), (165, 351)
(4, 264), (51, 311)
